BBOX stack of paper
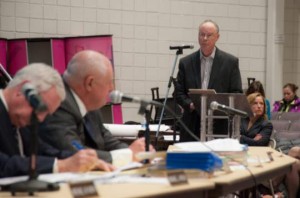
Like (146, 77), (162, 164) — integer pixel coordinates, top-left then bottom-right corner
(169, 139), (248, 169)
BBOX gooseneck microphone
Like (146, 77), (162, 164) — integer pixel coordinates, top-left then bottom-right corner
(109, 90), (163, 106)
(210, 101), (248, 118)
(169, 44), (194, 50)
(22, 83), (47, 112)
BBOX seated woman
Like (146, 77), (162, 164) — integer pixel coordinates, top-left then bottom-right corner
(240, 93), (273, 146)
(273, 83), (300, 112)
(246, 80), (271, 120)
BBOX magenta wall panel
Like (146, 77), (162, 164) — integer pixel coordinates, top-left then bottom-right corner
(64, 36), (113, 65)
(51, 39), (66, 74)
(0, 39), (7, 69)
(7, 40), (28, 76)
(112, 104), (123, 124)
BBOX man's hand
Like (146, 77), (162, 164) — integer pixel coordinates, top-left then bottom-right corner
(129, 137), (155, 161)
(57, 149), (108, 172)
(92, 159), (116, 172)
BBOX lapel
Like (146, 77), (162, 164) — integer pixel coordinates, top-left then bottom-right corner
(250, 117), (264, 132)
(191, 51), (201, 88)
(64, 82), (86, 139)
(208, 48), (222, 89)
(83, 113), (97, 141)
(64, 81), (97, 143)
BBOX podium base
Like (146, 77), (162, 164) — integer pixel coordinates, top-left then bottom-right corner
(8, 179), (59, 196)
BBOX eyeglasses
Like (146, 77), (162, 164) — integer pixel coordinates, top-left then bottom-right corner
(199, 32), (216, 39)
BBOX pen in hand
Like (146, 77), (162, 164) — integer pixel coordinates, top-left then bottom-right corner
(72, 140), (84, 150)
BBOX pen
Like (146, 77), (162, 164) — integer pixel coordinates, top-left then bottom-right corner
(72, 140), (84, 150)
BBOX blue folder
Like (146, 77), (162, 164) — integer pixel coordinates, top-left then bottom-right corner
(166, 152), (223, 172)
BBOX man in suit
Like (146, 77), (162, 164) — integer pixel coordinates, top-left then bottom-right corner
(0, 63), (113, 178)
(40, 50), (153, 167)
(175, 19), (243, 142)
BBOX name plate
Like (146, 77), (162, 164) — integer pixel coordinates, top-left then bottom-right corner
(69, 181), (98, 198)
(167, 171), (188, 186)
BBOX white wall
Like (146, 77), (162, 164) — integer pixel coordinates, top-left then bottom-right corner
(284, 0), (300, 86)
(0, 0), (277, 122)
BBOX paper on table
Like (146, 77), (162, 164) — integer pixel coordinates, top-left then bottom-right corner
(174, 139), (247, 152)
(95, 175), (169, 185)
(0, 162), (144, 185)
(104, 124), (170, 137)
(0, 175), (28, 186)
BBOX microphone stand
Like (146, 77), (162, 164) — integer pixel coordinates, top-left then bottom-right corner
(138, 101), (151, 163)
(228, 114), (234, 138)
(171, 77), (178, 144)
(8, 113), (59, 196)
(155, 48), (183, 149)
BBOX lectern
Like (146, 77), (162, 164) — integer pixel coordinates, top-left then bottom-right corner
(189, 89), (251, 142)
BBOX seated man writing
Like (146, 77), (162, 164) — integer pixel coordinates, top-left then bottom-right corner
(0, 63), (114, 178)
(40, 50), (155, 167)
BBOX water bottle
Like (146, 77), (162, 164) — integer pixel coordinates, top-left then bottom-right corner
(141, 117), (146, 130)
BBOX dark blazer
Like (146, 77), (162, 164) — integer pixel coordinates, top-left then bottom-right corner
(0, 99), (72, 178)
(40, 81), (128, 163)
(175, 48), (243, 141)
(240, 117), (273, 146)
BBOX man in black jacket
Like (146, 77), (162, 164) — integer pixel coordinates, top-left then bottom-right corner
(175, 19), (243, 142)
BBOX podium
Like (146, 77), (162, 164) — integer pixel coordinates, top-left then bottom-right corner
(189, 89), (251, 142)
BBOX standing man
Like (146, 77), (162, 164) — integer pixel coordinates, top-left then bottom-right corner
(175, 19), (243, 142)
(0, 63), (113, 178)
(40, 50), (153, 167)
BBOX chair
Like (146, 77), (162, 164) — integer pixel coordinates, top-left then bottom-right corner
(150, 87), (182, 126)
(268, 138), (277, 149)
(270, 120), (291, 133)
(288, 121), (300, 131)
(270, 112), (281, 120)
(279, 112), (300, 121)
(149, 87), (159, 122)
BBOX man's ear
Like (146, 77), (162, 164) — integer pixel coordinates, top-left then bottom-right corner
(84, 75), (94, 92)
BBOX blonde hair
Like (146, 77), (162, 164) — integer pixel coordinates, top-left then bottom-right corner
(247, 92), (267, 120)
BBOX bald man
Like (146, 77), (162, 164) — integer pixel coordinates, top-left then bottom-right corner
(40, 50), (151, 167)
(175, 19), (243, 142)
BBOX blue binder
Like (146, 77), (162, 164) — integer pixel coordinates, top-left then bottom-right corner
(166, 152), (223, 172)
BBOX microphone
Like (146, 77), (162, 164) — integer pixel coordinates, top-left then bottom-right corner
(22, 83), (47, 112)
(210, 101), (248, 118)
(169, 44), (194, 50)
(109, 90), (162, 106)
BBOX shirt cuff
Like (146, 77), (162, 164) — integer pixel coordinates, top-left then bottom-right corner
(53, 158), (59, 173)
(110, 148), (132, 167)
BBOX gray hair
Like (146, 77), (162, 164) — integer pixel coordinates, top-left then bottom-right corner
(8, 63), (66, 101)
(200, 19), (220, 33)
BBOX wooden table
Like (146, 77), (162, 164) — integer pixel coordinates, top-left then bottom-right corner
(208, 146), (295, 197)
(0, 147), (294, 198)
